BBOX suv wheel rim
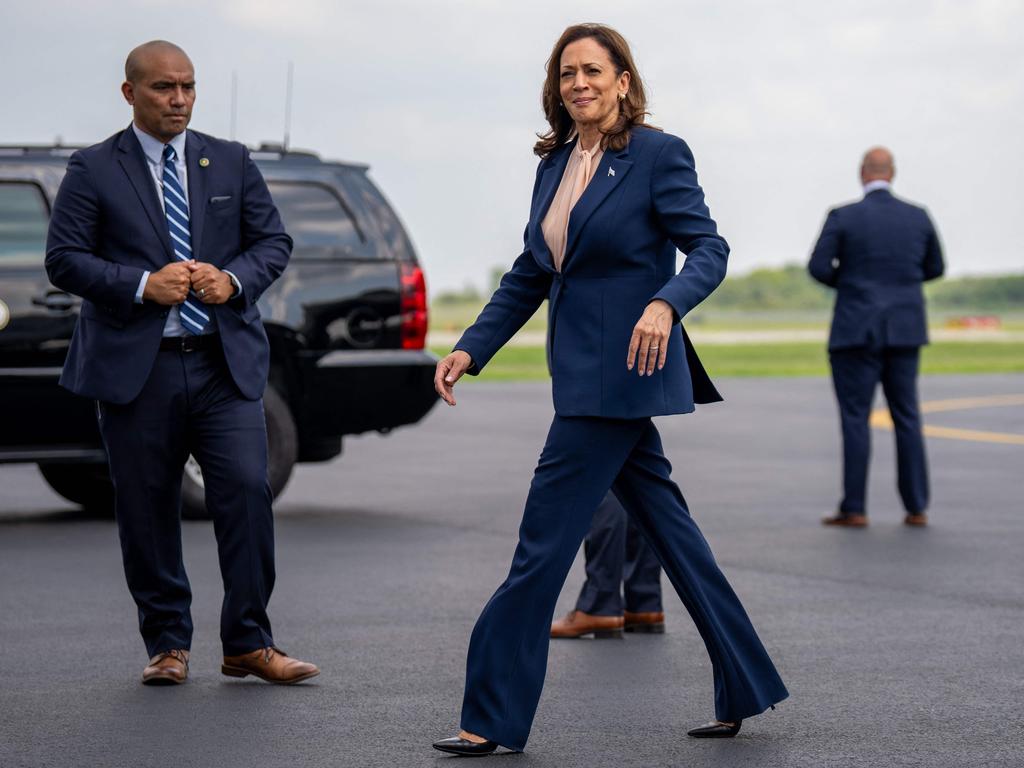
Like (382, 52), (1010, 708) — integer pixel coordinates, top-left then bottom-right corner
(184, 455), (205, 489)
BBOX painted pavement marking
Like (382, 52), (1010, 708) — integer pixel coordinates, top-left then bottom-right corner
(871, 394), (1024, 445)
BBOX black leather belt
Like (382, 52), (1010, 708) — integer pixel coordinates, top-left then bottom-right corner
(159, 333), (221, 352)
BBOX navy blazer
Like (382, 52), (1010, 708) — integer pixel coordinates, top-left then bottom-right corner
(808, 189), (944, 351)
(45, 127), (291, 404)
(455, 127), (729, 419)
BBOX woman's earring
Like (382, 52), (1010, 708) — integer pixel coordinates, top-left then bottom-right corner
(618, 93), (626, 101)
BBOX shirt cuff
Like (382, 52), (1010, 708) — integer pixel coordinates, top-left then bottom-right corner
(135, 271), (150, 304)
(224, 270), (242, 298)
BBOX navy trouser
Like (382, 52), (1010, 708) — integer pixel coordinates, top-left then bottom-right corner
(460, 415), (788, 751)
(97, 344), (275, 658)
(575, 492), (662, 616)
(829, 346), (929, 515)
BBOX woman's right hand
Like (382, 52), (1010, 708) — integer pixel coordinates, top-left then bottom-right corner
(434, 350), (473, 406)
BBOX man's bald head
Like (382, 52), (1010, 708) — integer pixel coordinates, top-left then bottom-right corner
(861, 147), (895, 184)
(121, 40), (195, 143)
(125, 40), (191, 83)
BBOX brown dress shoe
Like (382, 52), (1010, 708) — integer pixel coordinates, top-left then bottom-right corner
(221, 647), (320, 684)
(904, 513), (928, 527)
(822, 512), (868, 528)
(550, 610), (624, 639)
(624, 610), (665, 634)
(142, 649), (189, 686)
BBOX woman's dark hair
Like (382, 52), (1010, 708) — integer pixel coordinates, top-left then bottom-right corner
(534, 23), (656, 158)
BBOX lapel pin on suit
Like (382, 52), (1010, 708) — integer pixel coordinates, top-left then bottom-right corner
(608, 167), (615, 177)
(199, 157), (210, 167)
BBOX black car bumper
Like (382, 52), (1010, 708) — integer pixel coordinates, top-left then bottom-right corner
(304, 349), (439, 436)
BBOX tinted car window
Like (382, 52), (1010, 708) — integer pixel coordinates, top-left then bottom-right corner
(268, 181), (362, 257)
(342, 171), (416, 261)
(0, 182), (48, 266)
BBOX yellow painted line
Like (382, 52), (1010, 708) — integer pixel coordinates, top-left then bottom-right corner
(870, 393), (1024, 445)
(918, 394), (1024, 413)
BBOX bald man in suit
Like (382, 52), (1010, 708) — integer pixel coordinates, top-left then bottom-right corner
(809, 147), (945, 528)
(46, 40), (318, 685)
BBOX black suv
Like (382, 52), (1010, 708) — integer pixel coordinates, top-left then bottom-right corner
(0, 142), (438, 516)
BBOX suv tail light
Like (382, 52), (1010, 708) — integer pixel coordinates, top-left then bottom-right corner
(400, 263), (428, 350)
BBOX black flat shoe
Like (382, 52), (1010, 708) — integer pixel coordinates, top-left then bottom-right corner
(687, 719), (742, 738)
(432, 736), (498, 756)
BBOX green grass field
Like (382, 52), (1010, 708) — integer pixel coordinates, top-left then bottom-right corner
(430, 341), (1024, 381)
(429, 300), (1024, 334)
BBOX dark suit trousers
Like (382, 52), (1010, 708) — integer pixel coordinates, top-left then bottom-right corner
(575, 491), (663, 615)
(830, 346), (929, 514)
(460, 415), (788, 751)
(97, 344), (275, 657)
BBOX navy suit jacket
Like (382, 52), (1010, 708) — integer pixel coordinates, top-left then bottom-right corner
(455, 127), (729, 419)
(808, 189), (944, 351)
(45, 127), (291, 404)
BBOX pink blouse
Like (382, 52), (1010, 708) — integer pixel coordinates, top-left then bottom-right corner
(541, 141), (604, 272)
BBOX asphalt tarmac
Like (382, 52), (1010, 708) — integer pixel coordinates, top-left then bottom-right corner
(1, 374), (1022, 768)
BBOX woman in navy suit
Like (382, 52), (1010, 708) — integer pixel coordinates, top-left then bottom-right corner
(432, 23), (788, 756)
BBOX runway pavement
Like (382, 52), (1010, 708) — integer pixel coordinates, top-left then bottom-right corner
(1, 374), (1022, 768)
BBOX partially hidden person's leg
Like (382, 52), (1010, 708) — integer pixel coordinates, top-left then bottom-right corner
(829, 348), (882, 517)
(880, 346), (929, 515)
(612, 420), (789, 724)
(621, 500), (663, 618)
(185, 347), (275, 656)
(549, 491), (627, 638)
(459, 415), (646, 751)
(574, 491), (627, 616)
(97, 350), (193, 659)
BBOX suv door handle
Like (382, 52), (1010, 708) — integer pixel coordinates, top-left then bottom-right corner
(31, 292), (79, 312)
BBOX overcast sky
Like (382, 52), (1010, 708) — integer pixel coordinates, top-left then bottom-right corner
(3, 0), (1021, 294)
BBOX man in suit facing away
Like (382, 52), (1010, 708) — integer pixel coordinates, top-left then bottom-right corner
(809, 147), (945, 528)
(45, 41), (318, 685)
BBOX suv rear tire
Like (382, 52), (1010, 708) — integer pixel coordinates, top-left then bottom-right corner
(38, 385), (298, 519)
(38, 462), (114, 511)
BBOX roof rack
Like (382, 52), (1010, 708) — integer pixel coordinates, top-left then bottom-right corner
(0, 140), (368, 170)
(250, 142), (368, 170)
(0, 145), (84, 158)
(252, 142), (321, 160)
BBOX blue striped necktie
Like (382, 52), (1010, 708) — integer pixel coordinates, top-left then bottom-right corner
(162, 144), (209, 335)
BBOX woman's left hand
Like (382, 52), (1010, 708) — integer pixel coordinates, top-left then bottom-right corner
(627, 299), (674, 376)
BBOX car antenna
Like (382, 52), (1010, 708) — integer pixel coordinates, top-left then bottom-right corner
(229, 70), (238, 141)
(283, 61), (294, 152)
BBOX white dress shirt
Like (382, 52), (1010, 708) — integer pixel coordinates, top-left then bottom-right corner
(862, 179), (892, 195)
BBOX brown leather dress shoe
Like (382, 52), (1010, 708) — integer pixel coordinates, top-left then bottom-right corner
(624, 610), (665, 634)
(221, 647), (320, 684)
(550, 610), (624, 639)
(822, 512), (868, 527)
(142, 649), (189, 686)
(904, 513), (928, 527)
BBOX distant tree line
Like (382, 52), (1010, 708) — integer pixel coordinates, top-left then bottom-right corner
(433, 264), (1024, 312)
(925, 273), (1024, 310)
(432, 266), (507, 305)
(703, 265), (833, 310)
(704, 265), (1024, 311)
